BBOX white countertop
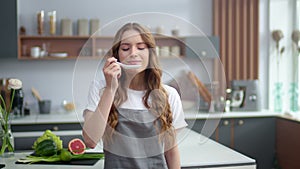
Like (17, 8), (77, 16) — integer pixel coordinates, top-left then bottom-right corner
(184, 109), (278, 119)
(276, 111), (300, 122)
(178, 129), (255, 168)
(184, 109), (300, 123)
(0, 129), (255, 169)
(11, 112), (84, 124)
(11, 110), (300, 125)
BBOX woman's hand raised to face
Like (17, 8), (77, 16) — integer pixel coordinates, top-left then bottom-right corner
(103, 57), (121, 93)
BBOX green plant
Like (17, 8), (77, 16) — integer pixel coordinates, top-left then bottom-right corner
(0, 78), (22, 155)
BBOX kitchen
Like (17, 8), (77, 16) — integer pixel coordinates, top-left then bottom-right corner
(0, 0), (299, 169)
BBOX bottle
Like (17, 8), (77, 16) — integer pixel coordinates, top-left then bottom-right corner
(11, 88), (24, 116)
(0, 79), (6, 109)
(37, 10), (44, 35)
(48, 11), (56, 35)
(24, 102), (30, 116)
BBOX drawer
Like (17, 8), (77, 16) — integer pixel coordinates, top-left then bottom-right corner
(12, 123), (82, 132)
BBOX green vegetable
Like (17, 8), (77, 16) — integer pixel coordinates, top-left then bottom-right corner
(17, 152), (104, 164)
(18, 155), (61, 164)
(71, 153), (104, 160)
(32, 130), (63, 151)
(60, 149), (72, 161)
(35, 139), (58, 156)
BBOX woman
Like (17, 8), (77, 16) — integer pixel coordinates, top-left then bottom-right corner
(83, 23), (187, 169)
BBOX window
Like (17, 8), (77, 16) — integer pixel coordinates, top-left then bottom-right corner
(269, 0), (299, 112)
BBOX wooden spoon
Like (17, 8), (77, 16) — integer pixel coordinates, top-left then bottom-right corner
(31, 87), (42, 101)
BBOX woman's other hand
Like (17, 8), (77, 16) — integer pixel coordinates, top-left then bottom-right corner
(103, 57), (121, 93)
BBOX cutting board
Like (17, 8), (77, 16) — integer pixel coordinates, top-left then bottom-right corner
(15, 152), (103, 166)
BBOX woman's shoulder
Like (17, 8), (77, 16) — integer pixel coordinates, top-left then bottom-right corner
(162, 84), (179, 96)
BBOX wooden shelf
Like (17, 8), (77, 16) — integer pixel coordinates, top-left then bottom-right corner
(19, 35), (90, 39)
(18, 56), (79, 60)
(18, 35), (187, 60)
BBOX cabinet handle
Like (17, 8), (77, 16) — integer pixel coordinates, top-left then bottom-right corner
(238, 120), (244, 126)
(53, 126), (59, 131)
(223, 120), (229, 126)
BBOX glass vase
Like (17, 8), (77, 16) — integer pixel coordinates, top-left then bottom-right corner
(289, 82), (298, 112)
(0, 116), (15, 157)
(274, 82), (283, 112)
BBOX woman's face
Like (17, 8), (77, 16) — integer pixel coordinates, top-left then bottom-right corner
(118, 29), (149, 73)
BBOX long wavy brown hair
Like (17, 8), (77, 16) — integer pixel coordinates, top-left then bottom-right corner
(105, 23), (175, 143)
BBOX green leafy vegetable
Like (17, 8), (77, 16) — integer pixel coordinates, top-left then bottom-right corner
(17, 155), (61, 164)
(32, 130), (63, 151)
(35, 139), (58, 156)
(17, 152), (104, 164)
(18, 130), (104, 164)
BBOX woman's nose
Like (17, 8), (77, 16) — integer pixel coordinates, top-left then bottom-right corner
(129, 47), (138, 57)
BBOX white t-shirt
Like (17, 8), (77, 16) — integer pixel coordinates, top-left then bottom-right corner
(85, 80), (187, 130)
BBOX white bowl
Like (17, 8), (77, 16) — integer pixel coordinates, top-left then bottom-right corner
(50, 52), (68, 57)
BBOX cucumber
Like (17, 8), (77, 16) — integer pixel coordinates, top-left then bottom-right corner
(35, 139), (58, 156)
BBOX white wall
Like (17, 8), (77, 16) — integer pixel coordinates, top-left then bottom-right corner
(259, 0), (270, 110)
(0, 0), (214, 114)
(18, 0), (212, 36)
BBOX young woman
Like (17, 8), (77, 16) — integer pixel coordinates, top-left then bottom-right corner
(83, 23), (187, 169)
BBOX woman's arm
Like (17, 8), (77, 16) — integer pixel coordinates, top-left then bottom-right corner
(82, 57), (121, 148)
(82, 87), (116, 148)
(164, 144), (181, 169)
(164, 127), (187, 169)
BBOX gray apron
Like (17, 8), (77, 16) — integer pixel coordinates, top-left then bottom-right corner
(103, 108), (168, 169)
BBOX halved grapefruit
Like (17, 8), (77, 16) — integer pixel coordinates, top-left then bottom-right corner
(68, 138), (86, 155)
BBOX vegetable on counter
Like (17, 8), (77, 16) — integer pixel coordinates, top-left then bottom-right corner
(34, 139), (58, 156)
(32, 130), (63, 151)
(60, 149), (72, 161)
(17, 132), (104, 164)
(17, 150), (104, 164)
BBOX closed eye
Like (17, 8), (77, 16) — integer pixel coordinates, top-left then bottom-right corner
(121, 48), (130, 51)
(120, 44), (130, 51)
(120, 43), (147, 51)
(137, 43), (147, 50)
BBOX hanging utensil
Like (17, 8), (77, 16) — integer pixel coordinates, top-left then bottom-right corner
(31, 87), (42, 101)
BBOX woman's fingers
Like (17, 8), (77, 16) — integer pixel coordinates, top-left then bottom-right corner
(103, 57), (115, 71)
(105, 63), (120, 74)
(103, 57), (121, 80)
(109, 65), (121, 78)
(103, 58), (121, 91)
